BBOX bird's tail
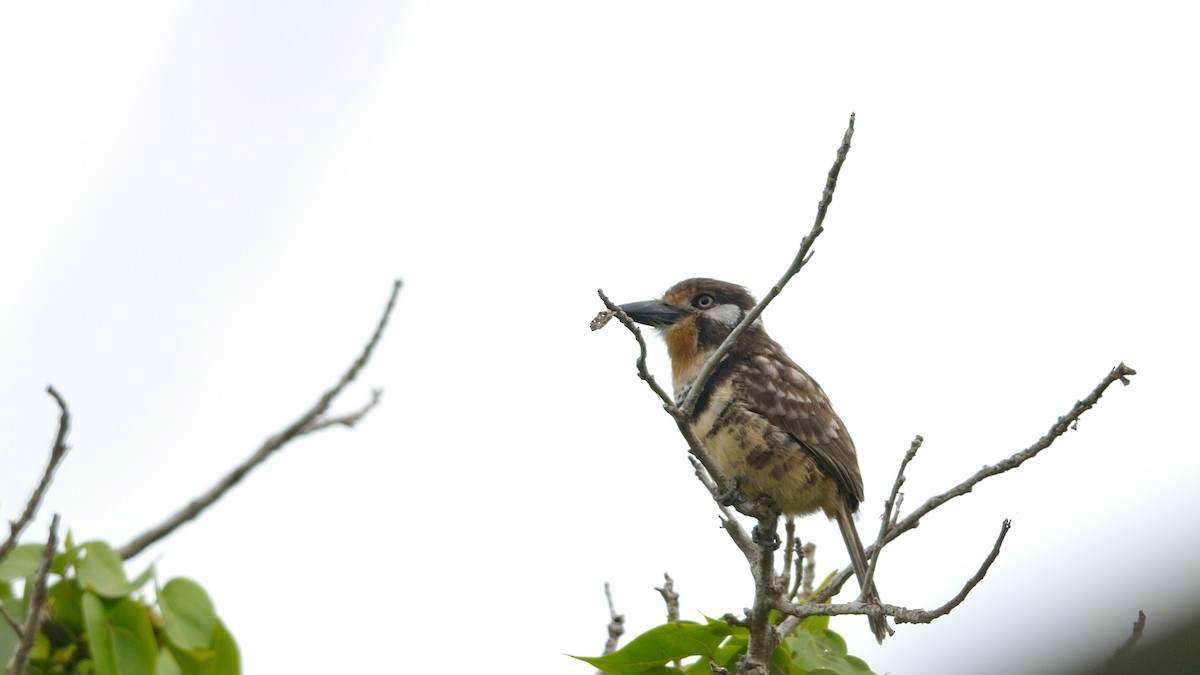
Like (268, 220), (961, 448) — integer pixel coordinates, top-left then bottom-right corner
(835, 501), (890, 643)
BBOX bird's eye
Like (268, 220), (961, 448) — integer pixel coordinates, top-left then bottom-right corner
(693, 294), (715, 309)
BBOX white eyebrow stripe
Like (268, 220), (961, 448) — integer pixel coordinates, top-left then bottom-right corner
(707, 303), (742, 326)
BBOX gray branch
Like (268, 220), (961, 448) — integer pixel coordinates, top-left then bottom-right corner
(0, 388), (71, 565)
(6, 514), (59, 675)
(117, 280), (402, 560)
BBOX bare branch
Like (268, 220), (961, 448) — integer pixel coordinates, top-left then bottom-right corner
(0, 607), (19, 635)
(1110, 610), (1147, 662)
(655, 573), (680, 623)
(798, 542), (816, 601)
(891, 519), (1010, 623)
(118, 280), (402, 560)
(679, 113), (856, 419)
(885, 363), (1136, 545)
(863, 435), (922, 601)
(816, 363), (1137, 604)
(780, 518), (796, 595)
(0, 388), (72, 565)
(598, 291), (738, 520)
(594, 290), (675, 411)
(687, 456), (756, 555)
(7, 514), (59, 675)
(777, 520), (1010, 626)
(599, 582), (625, 659)
(299, 388), (383, 433)
(744, 511), (782, 672)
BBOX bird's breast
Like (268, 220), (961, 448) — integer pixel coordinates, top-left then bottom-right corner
(692, 380), (839, 517)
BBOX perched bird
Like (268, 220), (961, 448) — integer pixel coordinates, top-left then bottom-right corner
(619, 277), (888, 643)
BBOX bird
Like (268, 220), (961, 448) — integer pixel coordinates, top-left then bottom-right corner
(618, 277), (888, 643)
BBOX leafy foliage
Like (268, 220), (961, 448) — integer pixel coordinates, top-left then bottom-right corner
(0, 537), (239, 675)
(575, 616), (874, 675)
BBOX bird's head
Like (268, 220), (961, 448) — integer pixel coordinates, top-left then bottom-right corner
(619, 278), (759, 389)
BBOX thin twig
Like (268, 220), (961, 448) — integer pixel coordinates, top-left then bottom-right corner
(815, 363), (1136, 603)
(0, 606), (20, 635)
(118, 280), (402, 560)
(595, 290), (676, 411)
(798, 543), (816, 601)
(678, 113), (856, 419)
(687, 457), (755, 554)
(781, 518), (796, 596)
(0, 388), (72, 565)
(777, 520), (1010, 625)
(7, 514), (59, 675)
(299, 389), (383, 433)
(599, 582), (625, 658)
(599, 289), (737, 515)
(863, 435), (922, 600)
(889, 493), (905, 530)
(1110, 610), (1147, 662)
(885, 364), (1136, 546)
(655, 573), (681, 623)
(891, 519), (1010, 623)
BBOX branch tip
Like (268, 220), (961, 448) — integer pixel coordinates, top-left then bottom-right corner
(117, 280), (400, 560)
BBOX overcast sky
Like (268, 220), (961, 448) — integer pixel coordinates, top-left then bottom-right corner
(2, 2), (1198, 673)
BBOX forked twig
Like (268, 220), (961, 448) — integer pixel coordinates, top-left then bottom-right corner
(118, 280), (402, 560)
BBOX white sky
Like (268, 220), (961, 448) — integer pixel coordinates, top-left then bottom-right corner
(2, 2), (1198, 673)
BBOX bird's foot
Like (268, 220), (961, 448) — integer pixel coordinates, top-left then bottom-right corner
(752, 523), (781, 550)
(716, 478), (745, 507)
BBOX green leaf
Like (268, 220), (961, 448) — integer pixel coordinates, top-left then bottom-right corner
(162, 618), (240, 675)
(48, 578), (87, 637)
(54, 537), (83, 575)
(156, 647), (183, 675)
(0, 543), (45, 581)
(77, 543), (131, 598)
(700, 630), (747, 674)
(574, 621), (732, 674)
(159, 578), (217, 650)
(75, 542), (154, 599)
(82, 592), (158, 675)
(784, 626), (875, 675)
(209, 620), (240, 675)
(164, 642), (216, 675)
(802, 613), (830, 633)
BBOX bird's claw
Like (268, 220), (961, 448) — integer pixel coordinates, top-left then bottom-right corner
(752, 524), (781, 550)
(716, 478), (745, 507)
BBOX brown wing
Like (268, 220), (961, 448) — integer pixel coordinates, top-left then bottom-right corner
(735, 338), (865, 508)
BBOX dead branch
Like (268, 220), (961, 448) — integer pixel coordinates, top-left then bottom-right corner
(117, 280), (401, 560)
(655, 573), (681, 623)
(885, 363), (1136, 545)
(299, 388), (383, 433)
(816, 363), (1137, 603)
(677, 113), (855, 421)
(777, 520), (1009, 626)
(863, 435), (922, 602)
(0, 388), (71, 565)
(599, 582), (625, 659)
(6, 514), (59, 675)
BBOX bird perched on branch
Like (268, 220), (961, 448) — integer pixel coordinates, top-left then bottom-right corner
(619, 277), (888, 643)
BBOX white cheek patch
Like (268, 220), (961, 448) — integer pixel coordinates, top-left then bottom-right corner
(706, 303), (743, 327)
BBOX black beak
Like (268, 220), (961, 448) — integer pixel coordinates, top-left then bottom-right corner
(618, 299), (686, 327)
